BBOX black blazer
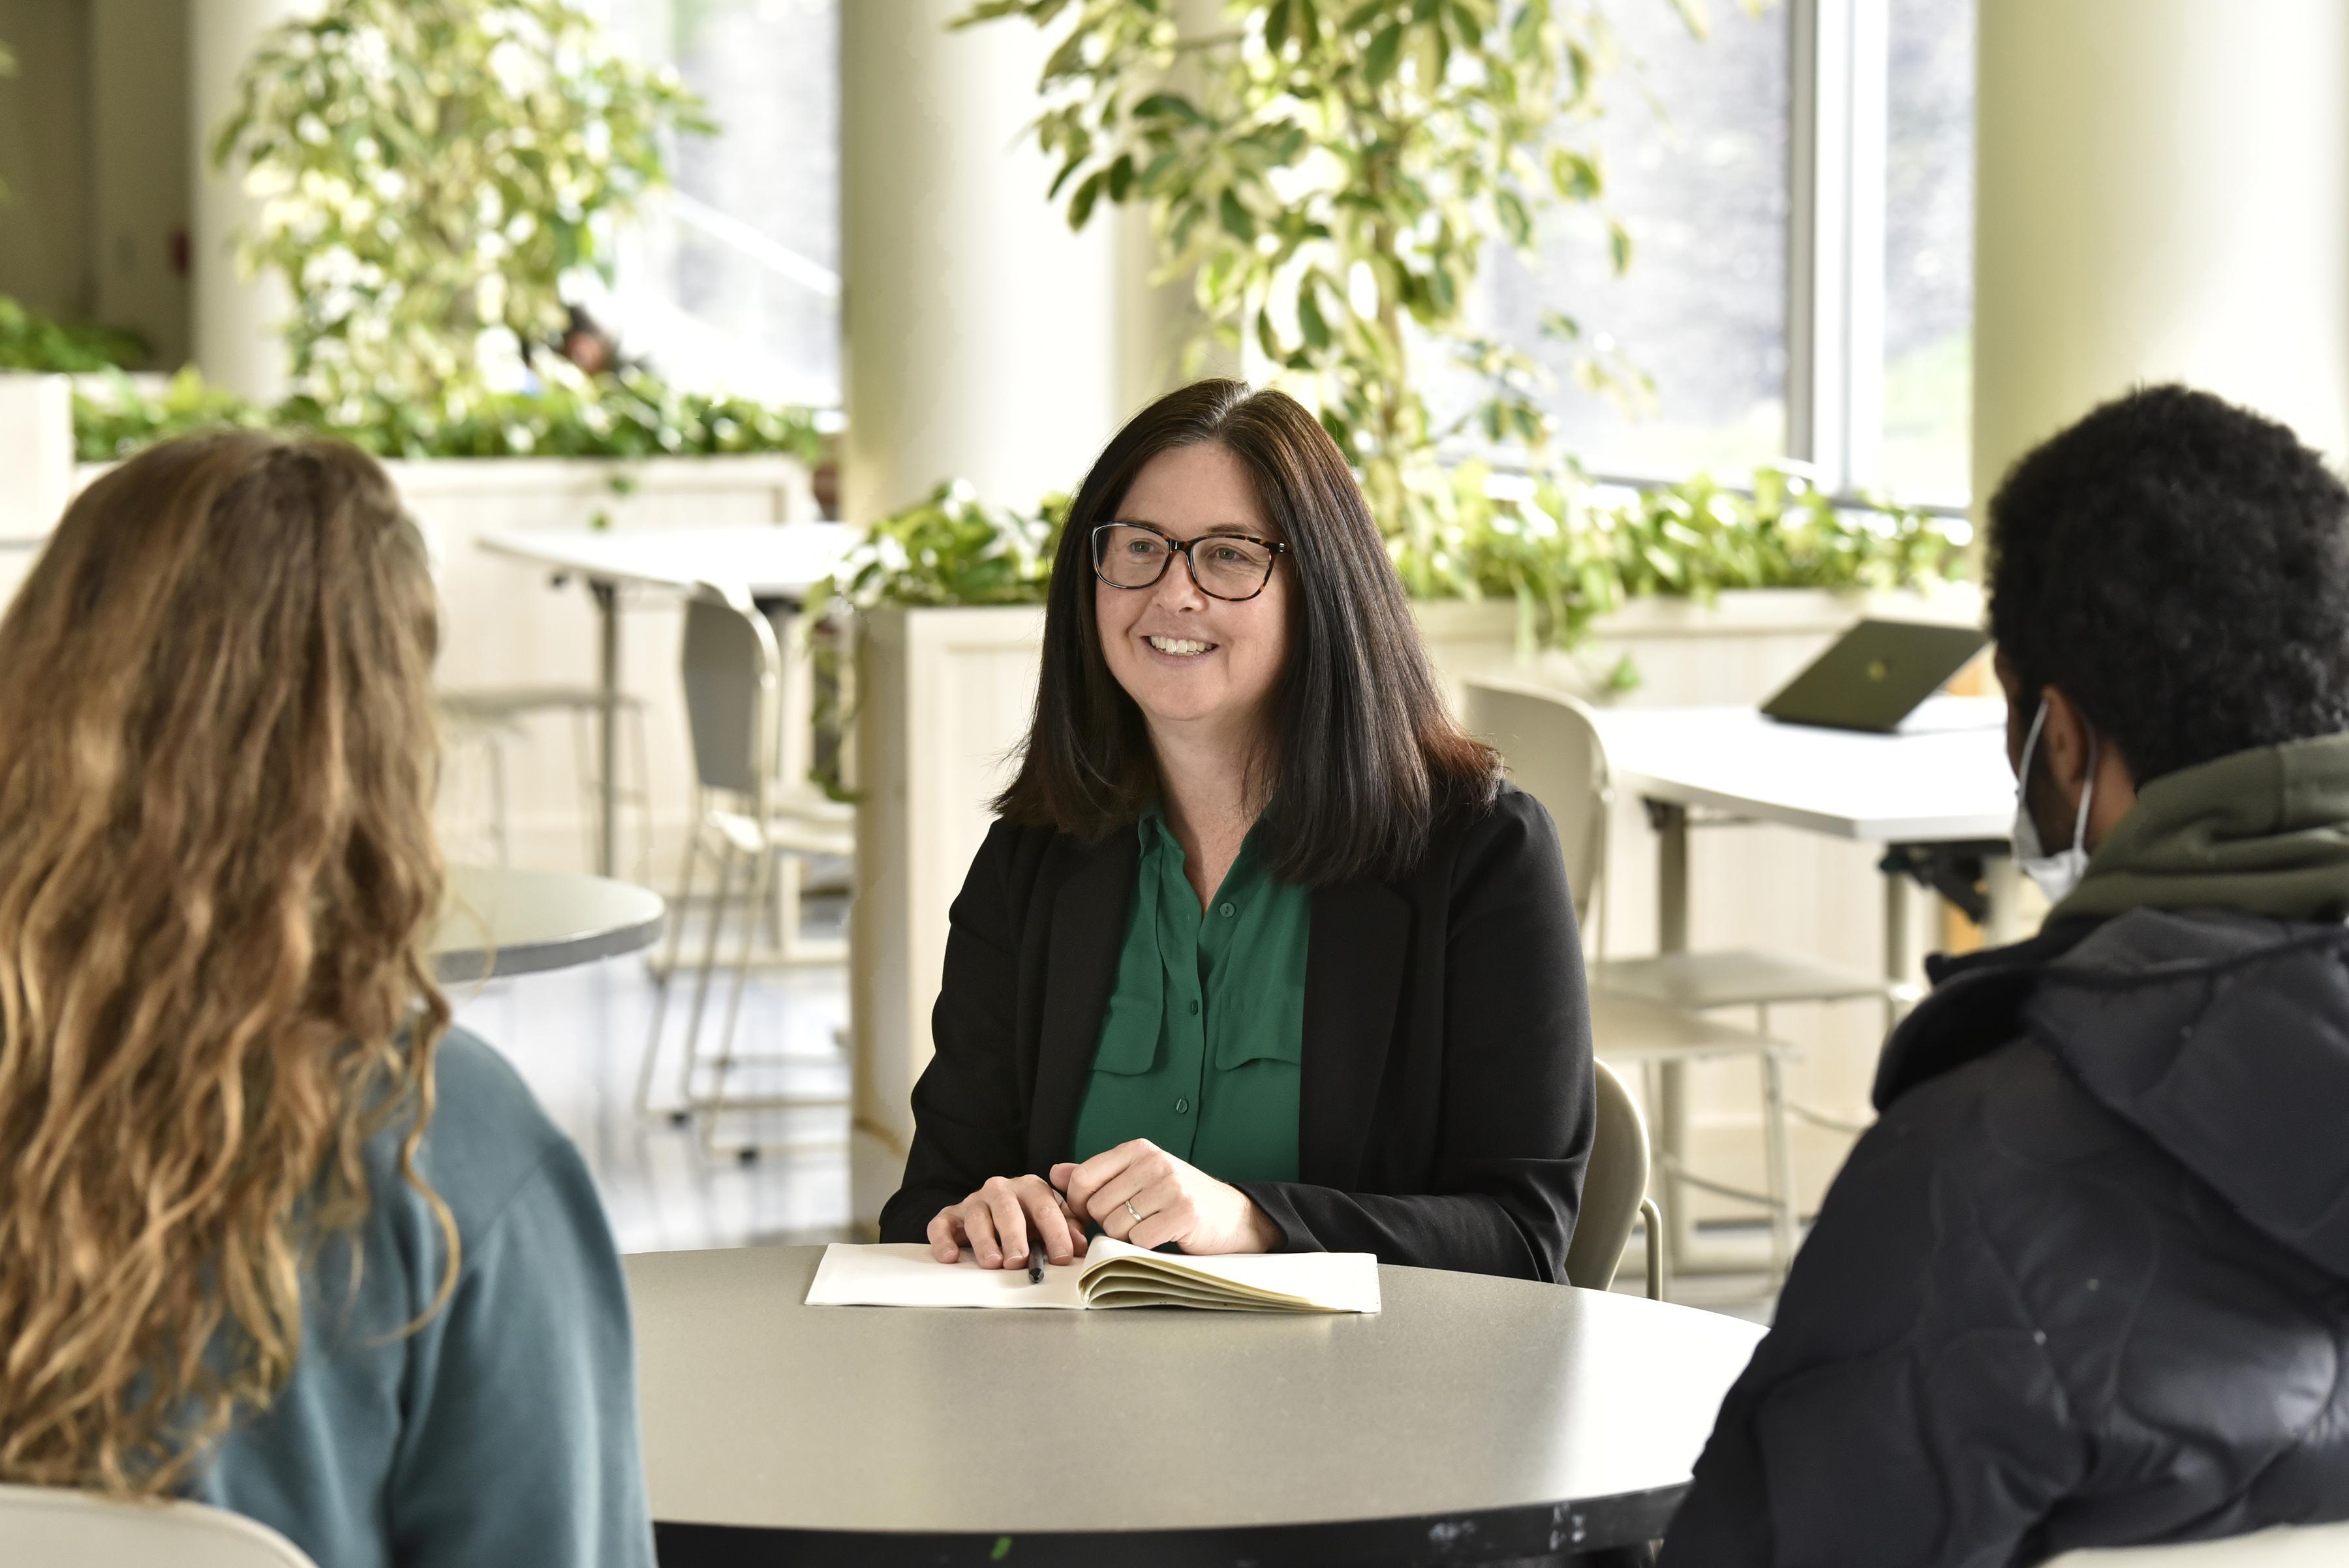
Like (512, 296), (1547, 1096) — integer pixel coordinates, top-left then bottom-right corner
(876, 784), (1596, 1280)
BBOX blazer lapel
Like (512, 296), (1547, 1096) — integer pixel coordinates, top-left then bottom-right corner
(1301, 878), (1411, 1186)
(1028, 829), (1141, 1171)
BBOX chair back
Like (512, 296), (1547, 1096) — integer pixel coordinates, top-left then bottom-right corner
(1563, 1058), (1651, 1292)
(0, 1483), (320, 1567)
(680, 584), (782, 804)
(2045, 1523), (2349, 1565)
(1463, 676), (1613, 929)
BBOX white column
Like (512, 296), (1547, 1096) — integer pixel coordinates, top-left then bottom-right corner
(839, 1), (1124, 523)
(1973, 0), (2349, 502)
(190, 0), (303, 403)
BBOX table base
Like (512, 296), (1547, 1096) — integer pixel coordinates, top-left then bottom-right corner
(654, 1490), (1681, 1567)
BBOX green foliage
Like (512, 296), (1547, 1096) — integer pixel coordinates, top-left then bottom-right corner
(833, 469), (1964, 653)
(0, 296), (147, 373)
(213, 0), (710, 407)
(956, 0), (1695, 551)
(73, 367), (823, 465)
(1423, 463), (1963, 651)
(823, 482), (1071, 611)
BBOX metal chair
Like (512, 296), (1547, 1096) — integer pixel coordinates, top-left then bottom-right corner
(2045, 1523), (2349, 1565)
(436, 685), (652, 875)
(1464, 675), (1895, 1023)
(1467, 674), (1856, 1290)
(636, 583), (852, 1160)
(1565, 1057), (1665, 1299)
(0, 1483), (320, 1567)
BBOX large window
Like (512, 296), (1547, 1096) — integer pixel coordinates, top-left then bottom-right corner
(1486, 0), (1976, 502)
(591, 0), (842, 408)
(1882, 0), (1976, 500)
(1486, 2), (1792, 480)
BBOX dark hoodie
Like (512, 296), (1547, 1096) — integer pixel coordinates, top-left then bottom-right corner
(1659, 736), (2349, 1567)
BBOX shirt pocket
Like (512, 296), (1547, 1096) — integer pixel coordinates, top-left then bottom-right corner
(1211, 966), (1307, 1071)
(1090, 897), (1165, 1075)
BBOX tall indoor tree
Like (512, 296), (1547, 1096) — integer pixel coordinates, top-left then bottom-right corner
(957, 0), (1710, 575)
(215, 0), (709, 411)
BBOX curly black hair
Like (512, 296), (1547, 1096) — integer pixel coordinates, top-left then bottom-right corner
(1986, 384), (2349, 784)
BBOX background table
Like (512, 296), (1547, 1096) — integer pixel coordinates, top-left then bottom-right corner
(1591, 694), (2019, 974)
(1590, 696), (2016, 1276)
(476, 522), (857, 873)
(430, 865), (665, 982)
(627, 1244), (1766, 1567)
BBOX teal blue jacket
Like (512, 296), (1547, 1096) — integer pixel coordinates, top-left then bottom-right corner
(184, 1030), (654, 1568)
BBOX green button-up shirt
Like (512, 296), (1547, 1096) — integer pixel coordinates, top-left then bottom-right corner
(1067, 810), (1309, 1184)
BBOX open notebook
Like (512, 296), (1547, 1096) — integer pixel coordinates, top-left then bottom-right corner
(805, 1238), (1381, 1314)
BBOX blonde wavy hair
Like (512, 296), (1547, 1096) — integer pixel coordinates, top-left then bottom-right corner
(0, 431), (453, 1495)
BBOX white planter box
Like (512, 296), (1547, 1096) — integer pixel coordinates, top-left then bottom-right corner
(0, 374), (73, 544)
(845, 584), (1981, 1229)
(54, 451), (818, 880)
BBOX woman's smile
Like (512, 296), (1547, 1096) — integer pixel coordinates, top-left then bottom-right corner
(1142, 632), (1220, 662)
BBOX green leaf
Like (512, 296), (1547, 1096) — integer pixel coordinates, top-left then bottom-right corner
(1266, 0), (1295, 53)
(1219, 187), (1258, 242)
(1608, 220), (1634, 275)
(1495, 187), (1531, 247)
(1548, 147), (1601, 200)
(1107, 153), (1134, 201)
(1041, 29), (1090, 82)
(1364, 22), (1405, 85)
(1297, 277), (1332, 350)
(1131, 92), (1204, 124)
(1069, 170), (1106, 229)
(1255, 307), (1283, 361)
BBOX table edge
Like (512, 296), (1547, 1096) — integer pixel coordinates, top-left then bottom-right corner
(433, 908), (664, 983)
(651, 1482), (1695, 1566)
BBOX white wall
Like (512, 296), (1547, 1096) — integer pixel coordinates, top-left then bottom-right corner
(0, 1), (93, 320)
(93, 0), (193, 369)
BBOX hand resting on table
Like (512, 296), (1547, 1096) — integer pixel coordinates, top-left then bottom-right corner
(927, 1140), (1282, 1268)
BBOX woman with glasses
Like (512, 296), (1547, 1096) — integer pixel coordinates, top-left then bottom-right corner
(878, 380), (1596, 1281)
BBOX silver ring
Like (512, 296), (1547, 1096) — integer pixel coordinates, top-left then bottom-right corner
(1124, 1199), (1143, 1225)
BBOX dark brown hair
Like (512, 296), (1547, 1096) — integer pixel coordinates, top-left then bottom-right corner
(996, 379), (1499, 885)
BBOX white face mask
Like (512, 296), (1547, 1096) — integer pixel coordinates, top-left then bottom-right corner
(2012, 699), (2098, 904)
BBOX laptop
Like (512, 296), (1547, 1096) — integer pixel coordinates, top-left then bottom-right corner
(1760, 619), (1990, 733)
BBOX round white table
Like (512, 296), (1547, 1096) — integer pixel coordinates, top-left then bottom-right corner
(429, 865), (665, 982)
(626, 1245), (1766, 1566)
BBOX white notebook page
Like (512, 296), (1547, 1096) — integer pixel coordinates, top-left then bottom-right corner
(803, 1239), (1381, 1313)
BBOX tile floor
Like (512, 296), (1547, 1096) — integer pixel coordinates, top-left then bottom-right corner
(457, 895), (1778, 1323)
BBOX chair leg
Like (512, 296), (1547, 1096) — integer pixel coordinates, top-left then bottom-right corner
(1760, 1053), (1799, 1286)
(702, 840), (777, 1163)
(485, 731), (511, 866)
(635, 827), (704, 1118)
(1640, 1197), (1666, 1302)
(629, 700), (654, 882)
(676, 839), (738, 1113)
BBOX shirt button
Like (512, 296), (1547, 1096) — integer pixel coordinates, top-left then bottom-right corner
(1218, 902), (1235, 917)
(1174, 1098), (1191, 1115)
(1188, 1000), (1200, 1015)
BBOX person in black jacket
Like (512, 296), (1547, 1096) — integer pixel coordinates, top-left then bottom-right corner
(1661, 384), (2349, 1566)
(876, 380), (1595, 1281)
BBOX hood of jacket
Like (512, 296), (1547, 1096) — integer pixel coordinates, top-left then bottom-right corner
(2051, 731), (2349, 923)
(1876, 735), (2349, 1282)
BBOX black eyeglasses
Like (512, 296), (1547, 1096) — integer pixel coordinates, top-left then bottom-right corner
(1090, 522), (1289, 602)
